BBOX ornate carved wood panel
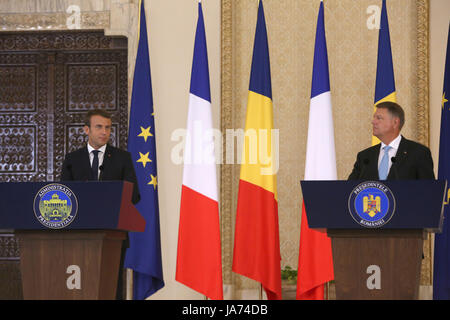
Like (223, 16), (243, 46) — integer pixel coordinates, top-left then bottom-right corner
(0, 30), (128, 299)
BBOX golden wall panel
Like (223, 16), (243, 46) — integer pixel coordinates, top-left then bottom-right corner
(221, 0), (430, 295)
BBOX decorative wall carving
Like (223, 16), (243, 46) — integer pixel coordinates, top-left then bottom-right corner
(0, 234), (20, 259)
(0, 126), (35, 173)
(0, 32), (113, 51)
(0, 12), (109, 32)
(0, 0), (136, 300)
(0, 66), (36, 112)
(0, 30), (128, 299)
(68, 65), (117, 111)
(0, 234), (22, 299)
(53, 47), (128, 178)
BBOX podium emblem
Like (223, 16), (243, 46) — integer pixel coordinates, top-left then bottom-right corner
(348, 181), (395, 228)
(33, 183), (78, 229)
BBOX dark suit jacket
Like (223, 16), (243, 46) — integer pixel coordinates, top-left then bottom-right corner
(348, 136), (435, 180)
(61, 144), (141, 204)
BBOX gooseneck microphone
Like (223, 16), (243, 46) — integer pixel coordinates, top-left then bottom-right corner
(63, 164), (73, 180)
(390, 157), (399, 180)
(99, 165), (105, 181)
(360, 158), (370, 179)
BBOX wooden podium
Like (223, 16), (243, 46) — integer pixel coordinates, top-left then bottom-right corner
(0, 181), (145, 300)
(301, 180), (446, 300)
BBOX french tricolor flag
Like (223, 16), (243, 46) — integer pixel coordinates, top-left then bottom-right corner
(297, 0), (335, 300)
(175, 2), (223, 300)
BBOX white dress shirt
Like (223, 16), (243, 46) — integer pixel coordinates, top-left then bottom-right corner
(87, 143), (107, 177)
(378, 134), (402, 173)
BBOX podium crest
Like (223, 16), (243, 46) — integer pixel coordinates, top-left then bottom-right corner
(33, 183), (78, 229)
(348, 181), (396, 228)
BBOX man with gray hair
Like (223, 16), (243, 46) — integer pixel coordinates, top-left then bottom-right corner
(348, 101), (434, 180)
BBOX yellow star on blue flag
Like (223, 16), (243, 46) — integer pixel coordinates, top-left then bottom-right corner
(136, 151), (152, 168)
(138, 126), (153, 142)
(148, 174), (157, 189)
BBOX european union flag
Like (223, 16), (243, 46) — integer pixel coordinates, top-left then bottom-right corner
(433, 24), (450, 300)
(124, 0), (164, 299)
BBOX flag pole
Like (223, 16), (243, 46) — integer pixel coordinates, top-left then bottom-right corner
(126, 0), (142, 301)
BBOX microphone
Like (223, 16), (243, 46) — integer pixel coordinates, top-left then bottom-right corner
(359, 158), (370, 179)
(62, 164), (73, 181)
(390, 157), (399, 180)
(99, 165), (105, 181)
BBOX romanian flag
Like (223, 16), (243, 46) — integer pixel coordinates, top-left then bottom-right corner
(296, 0), (335, 300)
(176, 2), (223, 300)
(433, 23), (450, 300)
(124, 0), (164, 299)
(373, 0), (396, 145)
(232, 0), (281, 300)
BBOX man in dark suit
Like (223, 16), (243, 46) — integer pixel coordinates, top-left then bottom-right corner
(348, 101), (435, 180)
(61, 109), (140, 299)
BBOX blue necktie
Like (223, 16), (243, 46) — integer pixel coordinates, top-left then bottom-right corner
(91, 150), (100, 180)
(378, 146), (392, 180)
